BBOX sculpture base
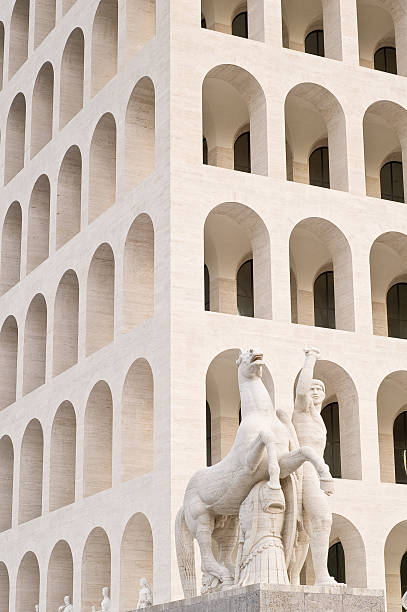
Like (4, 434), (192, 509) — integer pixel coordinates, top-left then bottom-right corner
(129, 584), (385, 612)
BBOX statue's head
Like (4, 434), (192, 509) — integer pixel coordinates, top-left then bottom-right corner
(310, 379), (325, 408)
(140, 578), (147, 587)
(64, 596), (71, 604)
(102, 586), (109, 597)
(236, 349), (264, 381)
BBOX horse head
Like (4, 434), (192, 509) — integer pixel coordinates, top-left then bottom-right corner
(236, 349), (264, 385)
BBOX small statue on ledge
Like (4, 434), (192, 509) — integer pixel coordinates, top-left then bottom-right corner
(91, 587), (111, 612)
(136, 578), (153, 609)
(58, 595), (73, 611)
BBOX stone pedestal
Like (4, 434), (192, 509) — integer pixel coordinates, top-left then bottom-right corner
(129, 584), (385, 612)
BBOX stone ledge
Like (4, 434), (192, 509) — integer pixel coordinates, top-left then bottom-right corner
(128, 584), (385, 612)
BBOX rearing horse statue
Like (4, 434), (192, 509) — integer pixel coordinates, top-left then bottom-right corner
(175, 349), (333, 598)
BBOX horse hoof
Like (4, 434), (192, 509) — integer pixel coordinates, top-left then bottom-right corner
(264, 486), (286, 512)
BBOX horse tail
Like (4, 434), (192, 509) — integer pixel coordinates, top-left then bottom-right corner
(175, 506), (197, 599)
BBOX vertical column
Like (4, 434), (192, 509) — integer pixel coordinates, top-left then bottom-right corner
(345, 108), (367, 197)
(337, 0), (360, 66)
(263, 0), (282, 47)
(394, 13), (407, 77)
(351, 243), (373, 336)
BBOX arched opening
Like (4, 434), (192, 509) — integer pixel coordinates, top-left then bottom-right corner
(125, 78), (155, 191)
(0, 563), (9, 611)
(1, 202), (22, 294)
(285, 84), (347, 191)
(34, 0), (56, 48)
(126, 0), (156, 59)
(201, 1), (262, 39)
(120, 513), (153, 612)
(290, 218), (355, 331)
(86, 243), (115, 355)
(50, 401), (76, 511)
(121, 359), (154, 482)
(53, 270), (79, 376)
(83, 381), (113, 497)
(233, 131), (251, 172)
(46, 541), (73, 612)
(305, 29), (325, 56)
(363, 101), (407, 201)
(27, 175), (50, 273)
(328, 541), (345, 583)
(81, 528), (111, 611)
(232, 10), (248, 38)
(16, 552), (39, 612)
(60, 28), (84, 128)
(23, 294), (47, 395)
(370, 232), (407, 336)
(321, 401), (341, 478)
(9, 0), (29, 78)
(281, 0), (324, 53)
(4, 93), (26, 184)
(31, 63), (54, 158)
(313, 270), (335, 329)
(123, 214), (154, 332)
(329, 514), (367, 587)
(19, 419), (43, 524)
(207, 349), (275, 463)
(91, 0), (118, 97)
(357, 0), (397, 72)
(385, 521), (407, 612)
(377, 371), (407, 483)
(0, 437), (13, 532)
(56, 146), (82, 249)
(88, 114), (117, 223)
(202, 64), (267, 175)
(0, 316), (18, 409)
(204, 202), (271, 319)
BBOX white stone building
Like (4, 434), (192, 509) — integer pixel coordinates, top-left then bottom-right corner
(0, 0), (406, 610)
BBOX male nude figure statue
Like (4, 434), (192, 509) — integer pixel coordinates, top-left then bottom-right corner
(291, 347), (339, 586)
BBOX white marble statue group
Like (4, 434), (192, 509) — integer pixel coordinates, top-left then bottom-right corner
(176, 347), (342, 597)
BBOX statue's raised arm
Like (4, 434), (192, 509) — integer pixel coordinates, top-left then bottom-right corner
(295, 348), (320, 412)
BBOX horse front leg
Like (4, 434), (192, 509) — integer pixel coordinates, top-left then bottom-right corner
(245, 432), (283, 494)
(279, 447), (334, 495)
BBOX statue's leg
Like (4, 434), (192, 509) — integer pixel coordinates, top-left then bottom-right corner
(289, 528), (310, 585)
(246, 431), (281, 489)
(195, 513), (233, 589)
(279, 447), (333, 489)
(213, 516), (239, 578)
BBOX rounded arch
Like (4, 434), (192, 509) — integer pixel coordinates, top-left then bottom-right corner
(84, 381), (113, 497)
(19, 419), (43, 524)
(0, 562), (9, 611)
(377, 370), (407, 483)
(57, 146), (82, 249)
(49, 401), (76, 511)
(60, 28), (84, 128)
(125, 77), (155, 191)
(23, 294), (47, 395)
(27, 174), (50, 273)
(289, 217), (355, 331)
(363, 101), (407, 201)
(0, 436), (13, 533)
(206, 348), (274, 463)
(202, 64), (267, 175)
(53, 270), (79, 376)
(329, 514), (367, 587)
(385, 520), (407, 612)
(31, 62), (54, 158)
(123, 214), (154, 332)
(126, 0), (156, 59)
(121, 359), (154, 481)
(88, 113), (117, 223)
(86, 243), (115, 355)
(16, 552), (39, 612)
(46, 540), (73, 611)
(1, 201), (22, 294)
(9, 0), (29, 78)
(81, 527), (111, 610)
(0, 316), (18, 409)
(91, 0), (118, 96)
(4, 93), (26, 184)
(204, 202), (271, 319)
(285, 83), (348, 191)
(120, 513), (153, 612)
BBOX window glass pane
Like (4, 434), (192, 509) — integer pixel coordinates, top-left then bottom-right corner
(309, 147), (330, 188)
(394, 412), (407, 484)
(305, 30), (325, 57)
(401, 552), (407, 597)
(204, 265), (210, 311)
(374, 46), (397, 74)
(387, 284), (407, 339)
(232, 11), (248, 38)
(203, 137), (208, 165)
(381, 161), (404, 203)
(322, 402), (341, 478)
(237, 259), (254, 317)
(234, 131), (251, 173)
(328, 542), (346, 584)
(314, 271), (336, 329)
(206, 401), (212, 466)
(201, 16), (207, 29)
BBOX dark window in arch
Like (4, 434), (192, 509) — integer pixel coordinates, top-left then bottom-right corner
(387, 283), (407, 339)
(305, 29), (325, 57)
(234, 131), (251, 173)
(393, 411), (407, 484)
(401, 551), (407, 599)
(328, 542), (346, 584)
(309, 146), (330, 188)
(314, 271), (336, 329)
(380, 161), (404, 203)
(206, 401), (212, 466)
(374, 46), (397, 75)
(321, 402), (341, 478)
(239, 405), (242, 424)
(232, 11), (248, 38)
(204, 265), (210, 311)
(201, 16), (207, 29)
(203, 137), (208, 165)
(237, 259), (254, 317)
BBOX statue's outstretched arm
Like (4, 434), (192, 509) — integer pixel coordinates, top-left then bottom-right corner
(294, 348), (320, 412)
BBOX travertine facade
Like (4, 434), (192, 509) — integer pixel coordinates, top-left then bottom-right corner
(0, 0), (406, 610)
